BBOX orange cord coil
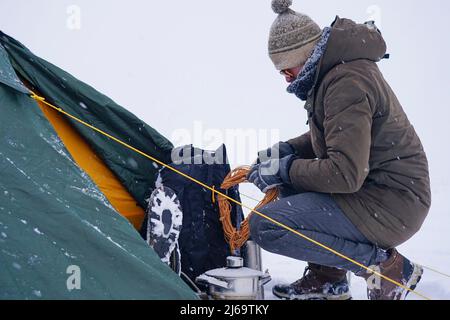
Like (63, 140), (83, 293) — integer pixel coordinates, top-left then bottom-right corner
(218, 166), (278, 252)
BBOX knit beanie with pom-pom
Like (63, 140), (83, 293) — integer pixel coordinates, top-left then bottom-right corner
(269, 0), (322, 71)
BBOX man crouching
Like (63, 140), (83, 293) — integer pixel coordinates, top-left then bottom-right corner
(247, 0), (431, 300)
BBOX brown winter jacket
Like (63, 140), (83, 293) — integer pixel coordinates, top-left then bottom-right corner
(287, 17), (431, 249)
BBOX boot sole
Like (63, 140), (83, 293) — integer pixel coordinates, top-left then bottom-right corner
(273, 290), (353, 301)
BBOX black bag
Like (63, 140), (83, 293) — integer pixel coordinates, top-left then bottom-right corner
(143, 145), (244, 282)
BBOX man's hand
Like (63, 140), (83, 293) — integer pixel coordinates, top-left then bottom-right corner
(247, 155), (296, 193)
(256, 141), (296, 164)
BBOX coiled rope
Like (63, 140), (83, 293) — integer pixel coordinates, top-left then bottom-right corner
(218, 166), (278, 252)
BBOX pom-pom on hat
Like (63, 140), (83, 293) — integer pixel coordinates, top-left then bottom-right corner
(269, 0), (322, 70)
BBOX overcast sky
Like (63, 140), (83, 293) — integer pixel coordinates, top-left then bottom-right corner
(1, 0), (449, 191)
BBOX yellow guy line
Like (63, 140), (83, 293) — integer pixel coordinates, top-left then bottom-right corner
(30, 92), (431, 301)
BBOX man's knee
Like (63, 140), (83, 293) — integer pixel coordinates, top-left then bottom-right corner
(249, 212), (263, 242)
(249, 204), (272, 231)
(249, 205), (284, 248)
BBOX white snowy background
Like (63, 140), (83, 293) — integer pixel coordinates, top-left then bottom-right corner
(1, 0), (449, 300)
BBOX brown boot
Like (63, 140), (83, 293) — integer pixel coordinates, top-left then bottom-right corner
(272, 263), (352, 300)
(358, 249), (424, 300)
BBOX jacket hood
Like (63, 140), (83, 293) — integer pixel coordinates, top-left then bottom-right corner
(317, 16), (387, 82)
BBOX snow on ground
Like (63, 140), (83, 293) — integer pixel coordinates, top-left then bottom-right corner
(238, 183), (450, 301)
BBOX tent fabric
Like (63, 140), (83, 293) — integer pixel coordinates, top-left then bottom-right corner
(0, 31), (174, 210)
(37, 99), (145, 230)
(0, 31), (197, 299)
(0, 43), (28, 94)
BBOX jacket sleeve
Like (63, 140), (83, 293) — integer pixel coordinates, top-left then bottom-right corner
(289, 74), (374, 194)
(287, 131), (316, 159)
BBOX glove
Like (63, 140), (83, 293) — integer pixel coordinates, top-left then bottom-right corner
(256, 142), (296, 164)
(247, 155), (296, 193)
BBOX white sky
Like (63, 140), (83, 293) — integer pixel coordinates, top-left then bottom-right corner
(1, 0), (449, 190)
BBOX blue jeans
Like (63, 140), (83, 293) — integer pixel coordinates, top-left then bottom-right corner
(249, 189), (387, 274)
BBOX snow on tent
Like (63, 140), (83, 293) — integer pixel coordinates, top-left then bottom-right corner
(0, 31), (197, 299)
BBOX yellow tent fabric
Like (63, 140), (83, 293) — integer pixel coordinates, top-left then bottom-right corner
(37, 100), (145, 230)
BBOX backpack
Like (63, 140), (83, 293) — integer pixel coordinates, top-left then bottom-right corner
(142, 145), (244, 283)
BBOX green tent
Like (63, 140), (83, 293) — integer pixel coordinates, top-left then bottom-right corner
(0, 31), (197, 299)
